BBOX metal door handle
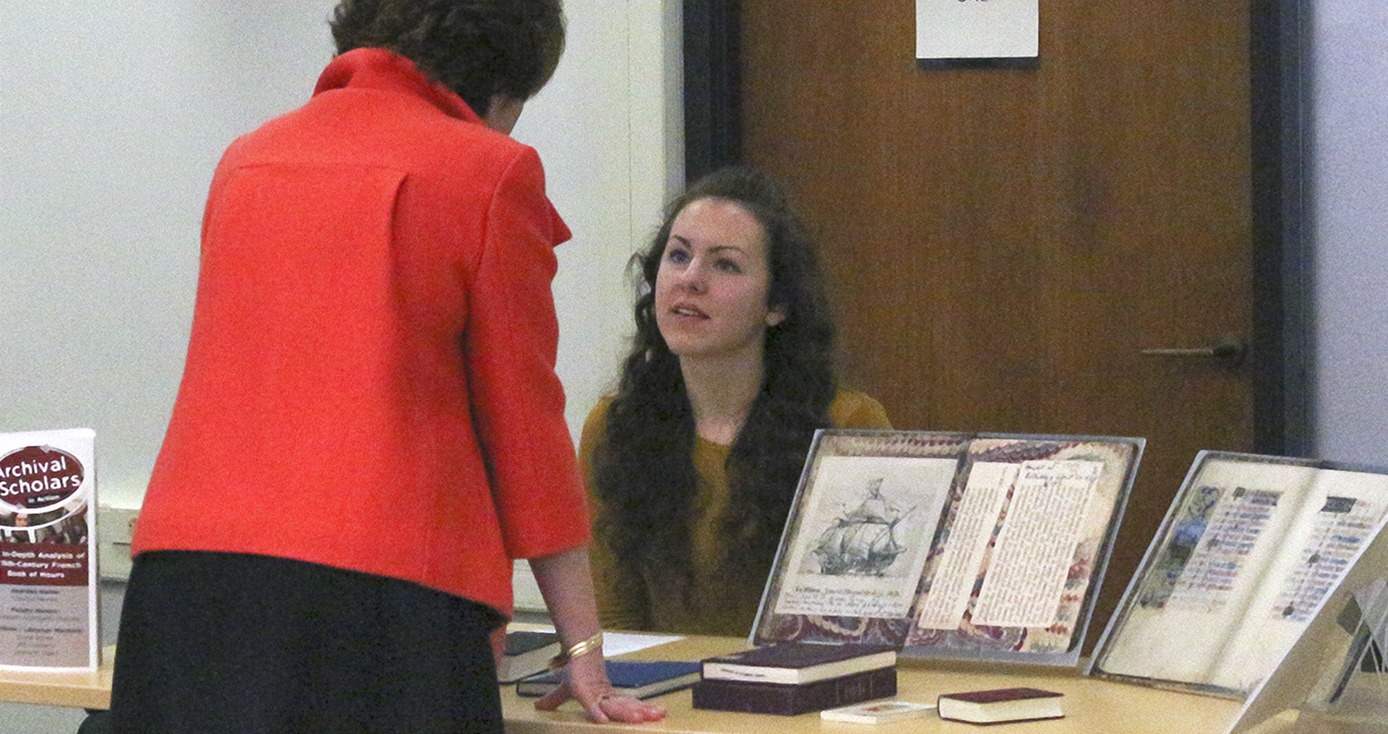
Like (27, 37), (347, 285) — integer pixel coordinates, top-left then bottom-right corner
(1140, 338), (1245, 365)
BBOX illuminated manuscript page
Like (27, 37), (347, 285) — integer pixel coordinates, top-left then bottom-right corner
(1100, 460), (1388, 692)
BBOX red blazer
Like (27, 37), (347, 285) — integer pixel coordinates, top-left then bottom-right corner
(133, 48), (591, 617)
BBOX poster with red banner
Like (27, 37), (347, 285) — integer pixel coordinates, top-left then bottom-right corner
(0, 428), (98, 670)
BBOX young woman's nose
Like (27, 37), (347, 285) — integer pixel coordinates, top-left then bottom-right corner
(677, 256), (707, 292)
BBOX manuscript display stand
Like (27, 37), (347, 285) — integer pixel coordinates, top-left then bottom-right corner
(751, 429), (1143, 667)
(1089, 451), (1388, 717)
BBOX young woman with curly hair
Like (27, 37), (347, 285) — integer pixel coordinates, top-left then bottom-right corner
(582, 167), (891, 636)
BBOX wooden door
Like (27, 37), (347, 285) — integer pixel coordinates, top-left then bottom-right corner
(741, 1), (1256, 638)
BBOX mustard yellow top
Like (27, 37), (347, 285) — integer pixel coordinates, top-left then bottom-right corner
(580, 390), (891, 636)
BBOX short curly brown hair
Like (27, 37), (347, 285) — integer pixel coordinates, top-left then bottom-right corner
(329, 0), (565, 117)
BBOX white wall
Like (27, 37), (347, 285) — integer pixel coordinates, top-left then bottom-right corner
(1310, 4), (1388, 466)
(0, 1), (683, 509)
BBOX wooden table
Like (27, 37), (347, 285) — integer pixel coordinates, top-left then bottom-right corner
(5, 638), (1378, 733)
(0, 645), (113, 710)
(503, 635), (1258, 733)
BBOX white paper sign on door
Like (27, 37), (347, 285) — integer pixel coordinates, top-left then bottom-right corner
(917, 0), (1039, 60)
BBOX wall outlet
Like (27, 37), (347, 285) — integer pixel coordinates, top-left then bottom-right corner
(96, 505), (139, 580)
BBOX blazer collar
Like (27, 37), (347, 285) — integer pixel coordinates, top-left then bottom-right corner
(313, 47), (481, 123)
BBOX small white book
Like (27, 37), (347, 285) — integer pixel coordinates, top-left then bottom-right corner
(820, 700), (936, 724)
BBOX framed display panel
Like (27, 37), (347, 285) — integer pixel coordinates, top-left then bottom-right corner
(1089, 451), (1388, 699)
(751, 430), (1143, 667)
(1227, 531), (1388, 733)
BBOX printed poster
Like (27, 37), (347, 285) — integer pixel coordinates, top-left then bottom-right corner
(0, 428), (98, 670)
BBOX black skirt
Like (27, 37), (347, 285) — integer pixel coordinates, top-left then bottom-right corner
(110, 551), (506, 734)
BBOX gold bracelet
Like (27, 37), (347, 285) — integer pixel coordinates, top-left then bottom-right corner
(548, 631), (603, 670)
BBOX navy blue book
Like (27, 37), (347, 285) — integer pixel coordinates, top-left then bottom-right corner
(515, 660), (702, 699)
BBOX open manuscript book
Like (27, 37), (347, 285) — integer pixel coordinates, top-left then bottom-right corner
(1090, 451), (1388, 702)
(1226, 536), (1388, 733)
(751, 430), (1143, 666)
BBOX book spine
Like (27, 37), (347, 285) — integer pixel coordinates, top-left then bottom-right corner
(692, 667), (897, 716)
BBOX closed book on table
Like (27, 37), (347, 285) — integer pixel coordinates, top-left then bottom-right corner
(701, 642), (897, 685)
(516, 660), (700, 699)
(936, 687), (1064, 724)
(692, 665), (897, 716)
(497, 631), (560, 683)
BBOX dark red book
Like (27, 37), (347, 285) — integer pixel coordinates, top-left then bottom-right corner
(691, 666), (897, 716)
(936, 687), (1064, 724)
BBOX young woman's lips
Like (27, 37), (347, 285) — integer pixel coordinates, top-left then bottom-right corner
(670, 303), (709, 319)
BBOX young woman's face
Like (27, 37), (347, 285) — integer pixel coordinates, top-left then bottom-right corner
(654, 197), (785, 363)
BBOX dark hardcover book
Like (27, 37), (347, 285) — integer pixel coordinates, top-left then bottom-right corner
(497, 631), (560, 683)
(516, 660), (701, 699)
(701, 642), (897, 685)
(936, 687), (1064, 724)
(691, 666), (897, 716)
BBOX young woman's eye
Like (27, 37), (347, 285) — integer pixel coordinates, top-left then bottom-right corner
(665, 247), (690, 264)
(716, 258), (743, 274)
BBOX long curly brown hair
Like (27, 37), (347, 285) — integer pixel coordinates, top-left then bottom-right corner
(592, 167), (837, 603)
(329, 0), (565, 117)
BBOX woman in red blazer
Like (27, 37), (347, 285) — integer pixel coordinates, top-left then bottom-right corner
(109, 2), (663, 731)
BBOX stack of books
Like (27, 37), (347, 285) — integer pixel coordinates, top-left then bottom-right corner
(691, 641), (897, 716)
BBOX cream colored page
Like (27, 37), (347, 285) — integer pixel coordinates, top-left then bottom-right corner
(970, 460), (1102, 627)
(773, 455), (957, 619)
(1098, 461), (1319, 684)
(1210, 468), (1388, 691)
(1227, 516), (1388, 734)
(914, 462), (1017, 629)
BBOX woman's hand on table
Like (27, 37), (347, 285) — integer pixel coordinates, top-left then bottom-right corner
(533, 652), (668, 723)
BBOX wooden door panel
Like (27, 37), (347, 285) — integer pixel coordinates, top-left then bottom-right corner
(743, 0), (1254, 636)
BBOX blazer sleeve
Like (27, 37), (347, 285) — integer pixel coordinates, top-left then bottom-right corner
(463, 146), (590, 559)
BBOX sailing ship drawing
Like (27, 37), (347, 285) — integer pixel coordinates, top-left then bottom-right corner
(811, 477), (913, 576)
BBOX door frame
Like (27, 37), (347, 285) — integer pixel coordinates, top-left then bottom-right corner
(683, 0), (1313, 456)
